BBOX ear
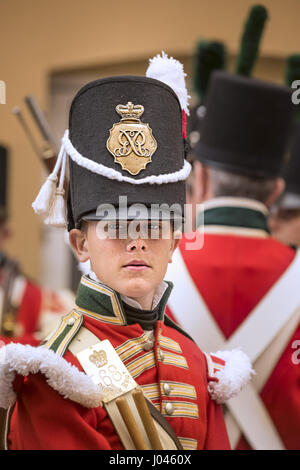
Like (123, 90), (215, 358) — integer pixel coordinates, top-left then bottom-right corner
(69, 229), (90, 262)
(192, 161), (210, 204)
(168, 237), (180, 263)
(264, 178), (285, 208)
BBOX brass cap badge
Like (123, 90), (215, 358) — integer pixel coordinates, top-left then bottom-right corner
(106, 102), (157, 175)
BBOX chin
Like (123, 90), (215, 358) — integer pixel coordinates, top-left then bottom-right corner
(120, 277), (153, 299)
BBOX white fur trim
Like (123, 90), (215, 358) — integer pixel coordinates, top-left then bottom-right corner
(62, 130), (191, 185)
(146, 51), (190, 115)
(0, 343), (103, 409)
(207, 349), (254, 404)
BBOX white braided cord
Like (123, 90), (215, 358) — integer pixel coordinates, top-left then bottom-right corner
(62, 130), (191, 185)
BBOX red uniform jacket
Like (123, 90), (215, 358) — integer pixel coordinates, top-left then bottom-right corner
(4, 275), (230, 450)
(167, 198), (300, 450)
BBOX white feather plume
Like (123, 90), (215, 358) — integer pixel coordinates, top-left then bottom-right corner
(146, 51), (190, 115)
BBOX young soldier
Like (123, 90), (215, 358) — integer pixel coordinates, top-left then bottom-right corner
(166, 71), (299, 450)
(0, 55), (251, 450)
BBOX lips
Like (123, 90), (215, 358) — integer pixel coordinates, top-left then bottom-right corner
(123, 259), (150, 267)
(123, 259), (150, 270)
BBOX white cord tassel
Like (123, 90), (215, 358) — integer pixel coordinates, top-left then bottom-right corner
(32, 145), (65, 216)
(146, 51), (190, 115)
(32, 173), (58, 216)
(44, 148), (67, 228)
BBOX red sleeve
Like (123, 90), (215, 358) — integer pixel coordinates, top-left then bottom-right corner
(8, 373), (113, 450)
(204, 399), (231, 450)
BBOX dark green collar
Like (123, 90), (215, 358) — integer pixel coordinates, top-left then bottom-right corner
(75, 275), (173, 327)
(197, 201), (270, 233)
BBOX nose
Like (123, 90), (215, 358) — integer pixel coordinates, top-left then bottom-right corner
(126, 237), (148, 252)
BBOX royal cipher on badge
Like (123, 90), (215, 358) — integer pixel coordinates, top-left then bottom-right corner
(106, 102), (157, 175)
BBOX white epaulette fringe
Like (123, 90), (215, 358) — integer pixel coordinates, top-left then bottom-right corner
(0, 343), (103, 409)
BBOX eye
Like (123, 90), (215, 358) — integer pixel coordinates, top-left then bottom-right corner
(149, 223), (160, 230)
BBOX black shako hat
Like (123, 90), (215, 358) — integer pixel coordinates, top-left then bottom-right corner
(194, 71), (294, 178)
(32, 53), (191, 230)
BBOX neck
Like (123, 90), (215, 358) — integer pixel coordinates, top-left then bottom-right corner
(88, 270), (168, 311)
(129, 290), (156, 310)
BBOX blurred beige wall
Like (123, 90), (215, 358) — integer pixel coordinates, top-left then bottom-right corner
(0, 0), (299, 281)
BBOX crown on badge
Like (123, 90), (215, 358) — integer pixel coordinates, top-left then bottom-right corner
(116, 102), (144, 121)
(89, 349), (108, 368)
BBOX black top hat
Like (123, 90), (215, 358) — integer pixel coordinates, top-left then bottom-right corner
(32, 54), (191, 230)
(194, 71), (294, 178)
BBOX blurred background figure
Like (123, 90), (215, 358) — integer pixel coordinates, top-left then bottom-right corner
(269, 55), (300, 247)
(269, 126), (300, 247)
(186, 40), (227, 231)
(186, 4), (268, 230)
(0, 144), (74, 346)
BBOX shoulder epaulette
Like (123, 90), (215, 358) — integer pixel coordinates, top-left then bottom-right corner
(41, 310), (83, 357)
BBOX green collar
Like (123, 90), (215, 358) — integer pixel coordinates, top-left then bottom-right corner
(197, 199), (270, 233)
(75, 275), (173, 326)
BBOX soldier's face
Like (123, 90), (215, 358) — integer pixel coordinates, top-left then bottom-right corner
(70, 220), (179, 310)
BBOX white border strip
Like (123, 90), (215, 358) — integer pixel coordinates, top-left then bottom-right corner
(201, 225), (269, 238)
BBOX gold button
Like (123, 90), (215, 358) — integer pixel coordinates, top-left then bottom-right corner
(165, 402), (173, 415)
(160, 350), (165, 361)
(163, 383), (171, 396)
(142, 341), (154, 351)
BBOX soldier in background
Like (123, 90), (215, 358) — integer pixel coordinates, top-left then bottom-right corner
(186, 4), (268, 231)
(166, 71), (299, 450)
(269, 54), (300, 247)
(269, 123), (300, 247)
